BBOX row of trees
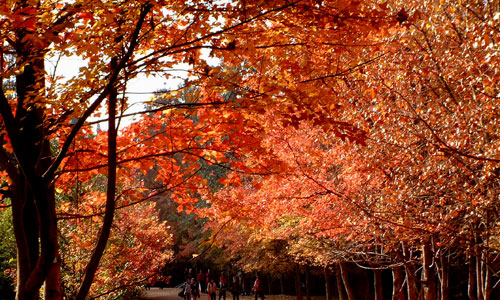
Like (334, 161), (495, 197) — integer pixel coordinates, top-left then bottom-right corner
(201, 0), (500, 300)
(0, 0), (498, 299)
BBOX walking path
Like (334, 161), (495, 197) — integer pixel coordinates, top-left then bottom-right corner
(139, 287), (182, 300)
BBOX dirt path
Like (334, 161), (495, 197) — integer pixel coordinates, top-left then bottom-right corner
(139, 287), (184, 300)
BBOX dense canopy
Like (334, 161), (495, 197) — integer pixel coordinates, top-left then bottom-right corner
(0, 0), (499, 299)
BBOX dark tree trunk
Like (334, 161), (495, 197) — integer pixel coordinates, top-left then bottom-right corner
(439, 251), (449, 300)
(339, 262), (355, 300)
(373, 269), (383, 300)
(335, 264), (346, 300)
(280, 275), (286, 295)
(324, 266), (332, 300)
(392, 266), (405, 300)
(404, 264), (418, 300)
(295, 264), (303, 300)
(422, 242), (437, 300)
(305, 266), (311, 300)
(468, 255), (478, 300)
(74, 60), (119, 300)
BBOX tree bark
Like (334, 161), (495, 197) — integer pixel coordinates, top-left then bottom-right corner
(74, 60), (119, 300)
(392, 266), (405, 300)
(468, 254), (478, 300)
(438, 251), (449, 300)
(339, 262), (355, 300)
(1, 47), (60, 300)
(476, 252), (484, 300)
(404, 264), (418, 300)
(422, 242), (437, 300)
(295, 264), (303, 300)
(305, 266), (311, 300)
(373, 269), (383, 300)
(335, 264), (346, 300)
(324, 266), (332, 300)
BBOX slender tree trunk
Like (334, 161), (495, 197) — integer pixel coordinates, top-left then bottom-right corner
(404, 264), (417, 300)
(439, 251), (449, 300)
(295, 264), (303, 300)
(305, 266), (311, 300)
(339, 262), (355, 300)
(476, 252), (483, 300)
(468, 254), (478, 300)
(422, 242), (437, 300)
(335, 264), (346, 300)
(324, 266), (332, 300)
(74, 63), (119, 300)
(373, 269), (383, 300)
(484, 265), (492, 300)
(392, 266), (405, 300)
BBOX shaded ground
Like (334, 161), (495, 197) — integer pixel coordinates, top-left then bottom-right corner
(138, 288), (328, 300)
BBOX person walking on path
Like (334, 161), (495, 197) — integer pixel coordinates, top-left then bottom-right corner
(231, 276), (240, 300)
(191, 278), (201, 300)
(218, 274), (227, 300)
(184, 279), (192, 300)
(207, 278), (217, 300)
(253, 275), (264, 300)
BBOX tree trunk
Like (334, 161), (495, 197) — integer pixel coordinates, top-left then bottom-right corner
(439, 251), (449, 300)
(295, 264), (303, 300)
(44, 252), (62, 300)
(339, 262), (355, 300)
(74, 61), (119, 300)
(468, 254), (478, 300)
(3, 50), (60, 300)
(305, 266), (311, 300)
(335, 264), (346, 300)
(404, 264), (418, 300)
(422, 242), (437, 300)
(324, 266), (332, 300)
(476, 252), (483, 300)
(392, 266), (405, 300)
(373, 269), (383, 300)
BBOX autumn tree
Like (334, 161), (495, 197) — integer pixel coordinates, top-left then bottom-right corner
(0, 0), (419, 299)
(201, 1), (500, 300)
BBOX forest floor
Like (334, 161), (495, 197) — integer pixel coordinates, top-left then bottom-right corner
(138, 288), (329, 300)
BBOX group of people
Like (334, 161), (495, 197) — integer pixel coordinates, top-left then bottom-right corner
(181, 269), (265, 300)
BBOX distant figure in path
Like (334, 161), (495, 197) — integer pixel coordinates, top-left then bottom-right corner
(207, 278), (217, 300)
(231, 276), (240, 300)
(198, 270), (206, 293)
(253, 275), (264, 300)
